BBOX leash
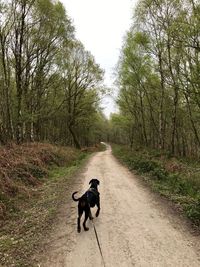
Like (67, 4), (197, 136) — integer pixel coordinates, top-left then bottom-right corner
(91, 219), (106, 267)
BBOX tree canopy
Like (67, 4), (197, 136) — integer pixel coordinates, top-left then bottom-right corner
(0, 0), (108, 148)
(113, 0), (200, 157)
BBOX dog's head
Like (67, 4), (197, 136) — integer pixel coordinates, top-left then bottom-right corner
(89, 178), (100, 189)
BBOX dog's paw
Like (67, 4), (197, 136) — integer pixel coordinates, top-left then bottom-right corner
(77, 228), (81, 233)
(96, 212), (99, 217)
(84, 227), (89, 231)
(89, 216), (94, 220)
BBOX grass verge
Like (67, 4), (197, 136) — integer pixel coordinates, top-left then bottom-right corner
(112, 144), (200, 227)
(0, 143), (90, 267)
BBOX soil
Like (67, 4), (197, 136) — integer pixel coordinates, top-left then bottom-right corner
(39, 145), (200, 267)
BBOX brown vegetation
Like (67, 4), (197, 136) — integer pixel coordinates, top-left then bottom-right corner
(0, 143), (81, 220)
(0, 142), (90, 266)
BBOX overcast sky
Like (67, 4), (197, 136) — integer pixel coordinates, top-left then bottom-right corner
(61, 0), (137, 117)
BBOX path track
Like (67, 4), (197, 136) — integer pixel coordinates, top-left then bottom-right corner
(41, 146), (200, 267)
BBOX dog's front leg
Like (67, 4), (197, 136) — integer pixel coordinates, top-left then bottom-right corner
(96, 201), (100, 217)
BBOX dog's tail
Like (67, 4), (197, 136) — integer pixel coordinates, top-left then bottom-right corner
(72, 191), (79, 201)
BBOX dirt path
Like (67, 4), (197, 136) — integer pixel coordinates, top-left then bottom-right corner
(40, 146), (200, 267)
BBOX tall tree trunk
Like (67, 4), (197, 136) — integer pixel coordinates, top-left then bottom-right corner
(171, 86), (178, 155)
(184, 91), (200, 146)
(0, 32), (14, 140)
(167, 36), (179, 155)
(139, 91), (148, 146)
(158, 51), (165, 150)
(14, 1), (26, 143)
(68, 125), (81, 149)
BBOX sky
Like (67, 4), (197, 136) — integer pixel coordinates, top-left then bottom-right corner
(61, 0), (137, 117)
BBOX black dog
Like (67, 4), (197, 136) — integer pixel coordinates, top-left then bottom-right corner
(72, 179), (100, 233)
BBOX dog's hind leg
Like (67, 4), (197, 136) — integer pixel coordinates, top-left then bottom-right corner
(89, 208), (93, 220)
(77, 206), (83, 233)
(83, 209), (89, 231)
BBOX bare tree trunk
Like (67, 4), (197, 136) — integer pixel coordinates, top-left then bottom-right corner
(166, 35), (179, 155)
(14, 1), (26, 143)
(158, 52), (165, 150)
(68, 124), (81, 149)
(184, 91), (200, 146)
(139, 91), (148, 146)
(0, 32), (14, 140)
(171, 86), (178, 155)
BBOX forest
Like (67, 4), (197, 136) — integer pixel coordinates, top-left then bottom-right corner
(1, 0), (200, 159)
(0, 1), (200, 266)
(111, 0), (200, 158)
(0, 0), (108, 149)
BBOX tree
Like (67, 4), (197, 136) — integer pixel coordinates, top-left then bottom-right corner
(114, 0), (200, 157)
(0, 0), (106, 148)
(60, 41), (104, 148)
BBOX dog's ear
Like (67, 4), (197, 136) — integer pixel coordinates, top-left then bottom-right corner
(89, 179), (93, 185)
(96, 179), (100, 185)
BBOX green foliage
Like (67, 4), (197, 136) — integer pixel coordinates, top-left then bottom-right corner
(113, 0), (200, 157)
(112, 144), (200, 225)
(0, 0), (106, 148)
(185, 196), (200, 223)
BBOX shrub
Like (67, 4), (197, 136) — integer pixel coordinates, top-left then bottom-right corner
(0, 143), (84, 218)
(185, 196), (200, 225)
(112, 144), (200, 225)
(150, 167), (168, 180)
